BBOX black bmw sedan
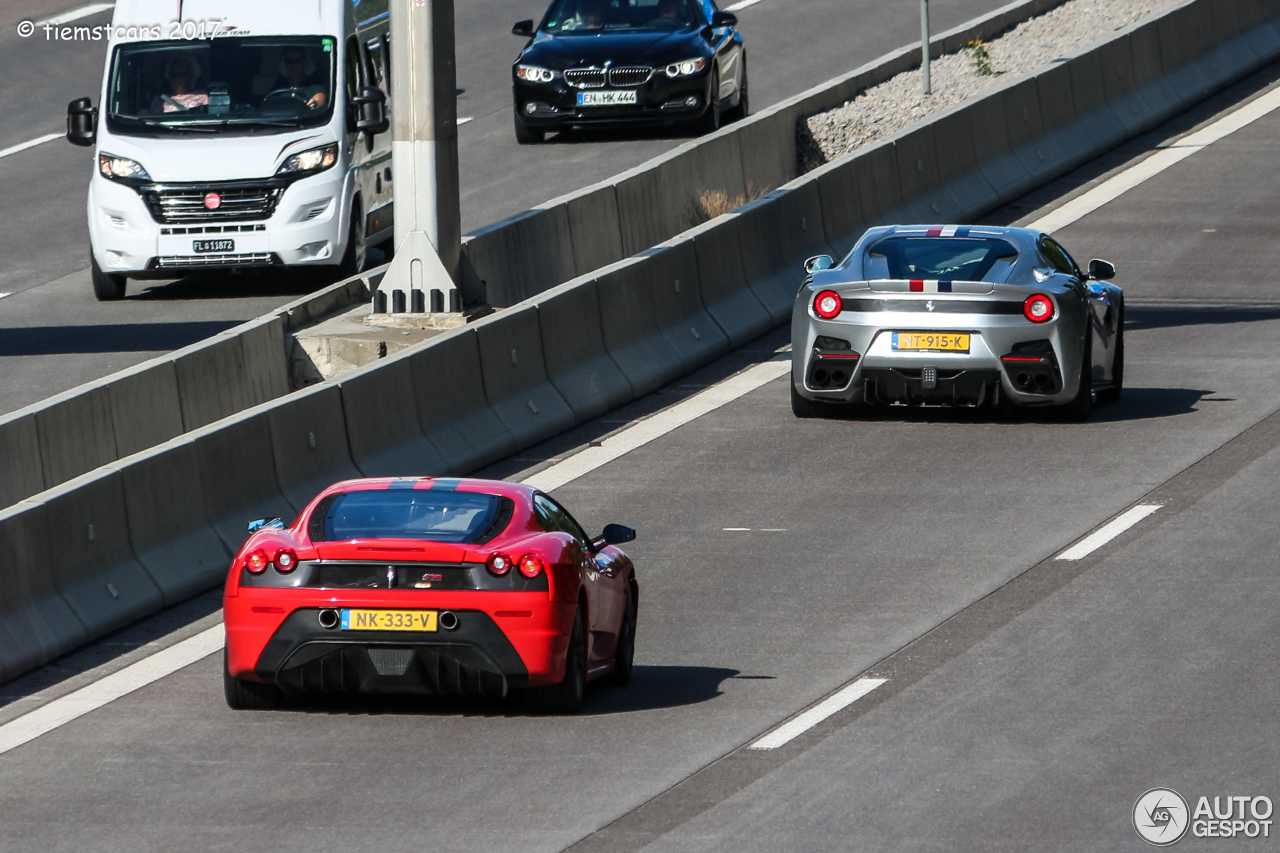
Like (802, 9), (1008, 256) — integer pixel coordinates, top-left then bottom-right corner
(510, 0), (747, 143)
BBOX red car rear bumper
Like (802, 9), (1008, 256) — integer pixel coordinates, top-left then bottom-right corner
(224, 589), (576, 695)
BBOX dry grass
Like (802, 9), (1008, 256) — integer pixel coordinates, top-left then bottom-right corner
(693, 183), (772, 224)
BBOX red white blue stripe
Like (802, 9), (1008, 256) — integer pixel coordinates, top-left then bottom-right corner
(908, 279), (953, 292)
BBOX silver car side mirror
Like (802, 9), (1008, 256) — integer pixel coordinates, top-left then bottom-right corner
(1088, 259), (1116, 280)
(804, 255), (834, 274)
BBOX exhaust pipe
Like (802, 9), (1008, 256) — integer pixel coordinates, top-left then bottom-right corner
(318, 609), (339, 629)
(439, 611), (459, 631)
(1015, 373), (1031, 389)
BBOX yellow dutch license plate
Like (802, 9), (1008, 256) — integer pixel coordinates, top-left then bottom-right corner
(892, 332), (970, 352)
(340, 609), (438, 632)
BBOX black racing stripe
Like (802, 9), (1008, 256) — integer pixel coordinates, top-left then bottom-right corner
(387, 478), (420, 490)
(842, 299), (1023, 315)
(428, 478), (462, 492)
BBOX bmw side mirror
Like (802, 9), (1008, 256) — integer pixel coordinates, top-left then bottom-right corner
(591, 523), (636, 551)
(247, 517), (284, 533)
(804, 255), (834, 274)
(711, 10), (738, 27)
(1088, 258), (1116, 280)
(512, 19), (534, 37)
(67, 97), (96, 147)
(353, 86), (389, 135)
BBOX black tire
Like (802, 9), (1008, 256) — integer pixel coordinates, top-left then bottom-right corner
(693, 70), (721, 136)
(727, 58), (749, 122)
(90, 255), (127, 301)
(791, 382), (844, 419)
(337, 199), (366, 280)
(223, 650), (282, 710)
(525, 604), (586, 714)
(1054, 330), (1094, 422)
(1098, 313), (1124, 404)
(514, 111), (545, 144)
(610, 587), (636, 687)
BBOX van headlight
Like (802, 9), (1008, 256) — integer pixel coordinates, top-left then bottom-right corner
(516, 65), (557, 83)
(98, 153), (151, 181)
(276, 143), (338, 177)
(664, 58), (707, 78)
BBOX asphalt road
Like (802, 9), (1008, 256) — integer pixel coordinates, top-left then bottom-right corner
(3, 64), (1280, 852)
(0, 0), (1011, 416)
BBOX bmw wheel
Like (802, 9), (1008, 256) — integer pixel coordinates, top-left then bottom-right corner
(693, 69), (721, 136)
(514, 110), (545, 144)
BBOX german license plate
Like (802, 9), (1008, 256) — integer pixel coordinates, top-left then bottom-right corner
(892, 332), (970, 352)
(577, 90), (637, 107)
(193, 239), (234, 253)
(340, 609), (438, 632)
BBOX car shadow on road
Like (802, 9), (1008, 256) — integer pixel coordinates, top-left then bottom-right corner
(1125, 304), (1280, 331)
(814, 387), (1214, 425)
(0, 321), (242, 355)
(286, 665), (740, 719)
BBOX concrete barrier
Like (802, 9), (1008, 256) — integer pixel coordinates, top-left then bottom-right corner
(564, 185), (625, 278)
(409, 328), (517, 474)
(114, 440), (229, 605)
(1158, 2), (1217, 102)
(735, 104), (800, 195)
(894, 122), (964, 224)
(34, 385), (117, 488)
(0, 413), (45, 509)
(852, 139), (914, 229)
(195, 410), (295, 553)
(1033, 62), (1099, 179)
(338, 355), (447, 478)
(595, 256), (686, 397)
(640, 238), (731, 372)
(812, 157), (868, 259)
(171, 332), (254, 432)
(0, 502), (86, 681)
(929, 103), (1000, 220)
(238, 315), (292, 407)
(1001, 76), (1055, 185)
(1129, 19), (1184, 121)
(460, 205), (577, 308)
(615, 131), (749, 258)
(967, 88), (1035, 203)
(39, 469), (163, 638)
(1067, 46), (1129, 152)
(531, 279), (634, 426)
(735, 180), (833, 322)
(1238, 0), (1280, 58)
(106, 359), (185, 459)
(474, 306), (576, 449)
(688, 214), (774, 347)
(267, 384), (361, 513)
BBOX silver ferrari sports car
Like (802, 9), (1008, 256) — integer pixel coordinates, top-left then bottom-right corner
(791, 225), (1124, 421)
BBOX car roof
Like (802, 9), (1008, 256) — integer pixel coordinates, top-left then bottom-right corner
(317, 477), (535, 501)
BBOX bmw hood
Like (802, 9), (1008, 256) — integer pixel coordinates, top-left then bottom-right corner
(520, 29), (708, 69)
(99, 131), (335, 182)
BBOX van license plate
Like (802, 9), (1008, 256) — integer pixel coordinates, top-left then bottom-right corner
(193, 239), (234, 253)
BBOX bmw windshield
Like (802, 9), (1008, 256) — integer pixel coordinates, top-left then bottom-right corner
(107, 36), (337, 134)
(541, 0), (701, 33)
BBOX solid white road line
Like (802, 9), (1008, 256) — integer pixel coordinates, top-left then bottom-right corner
(0, 133), (63, 161)
(37, 2), (114, 25)
(523, 355), (791, 493)
(1054, 504), (1162, 561)
(1030, 85), (1280, 234)
(724, 0), (767, 10)
(0, 293), (10, 300)
(750, 678), (887, 750)
(0, 625), (223, 757)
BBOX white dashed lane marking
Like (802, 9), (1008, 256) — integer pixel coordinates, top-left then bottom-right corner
(1055, 504), (1162, 561)
(750, 678), (888, 750)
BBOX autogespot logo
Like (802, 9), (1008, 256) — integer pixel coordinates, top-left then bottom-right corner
(1134, 788), (1190, 846)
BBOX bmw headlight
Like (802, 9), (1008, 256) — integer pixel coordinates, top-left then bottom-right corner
(276, 143), (338, 177)
(664, 58), (707, 78)
(98, 153), (150, 181)
(516, 64), (557, 83)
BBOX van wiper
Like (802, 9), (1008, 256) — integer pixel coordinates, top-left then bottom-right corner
(216, 119), (304, 129)
(113, 115), (217, 132)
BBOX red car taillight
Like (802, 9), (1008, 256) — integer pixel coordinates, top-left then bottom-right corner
(518, 554), (545, 578)
(244, 549), (268, 574)
(487, 553), (513, 576)
(275, 548), (298, 572)
(814, 290), (843, 320)
(1024, 294), (1054, 323)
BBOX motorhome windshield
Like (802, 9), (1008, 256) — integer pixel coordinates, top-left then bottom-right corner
(107, 37), (337, 133)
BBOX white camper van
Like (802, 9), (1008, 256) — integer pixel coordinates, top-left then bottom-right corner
(68, 0), (394, 300)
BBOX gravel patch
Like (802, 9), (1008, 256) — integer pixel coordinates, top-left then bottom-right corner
(799, 0), (1182, 172)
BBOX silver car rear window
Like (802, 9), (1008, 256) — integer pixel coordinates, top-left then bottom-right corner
(865, 237), (1019, 281)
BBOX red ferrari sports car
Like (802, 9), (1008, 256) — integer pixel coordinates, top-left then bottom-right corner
(223, 477), (638, 713)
